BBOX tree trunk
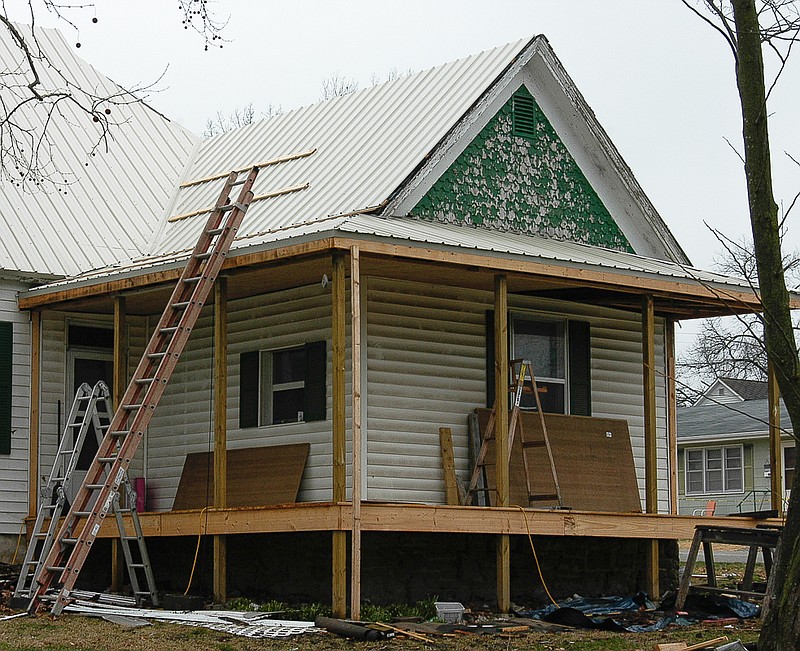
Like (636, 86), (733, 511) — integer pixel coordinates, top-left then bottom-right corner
(730, 1), (800, 648)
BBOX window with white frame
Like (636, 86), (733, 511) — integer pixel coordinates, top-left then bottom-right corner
(685, 446), (744, 494)
(239, 341), (326, 427)
(511, 315), (566, 413)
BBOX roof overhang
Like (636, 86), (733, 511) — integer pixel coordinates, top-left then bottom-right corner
(17, 222), (789, 320)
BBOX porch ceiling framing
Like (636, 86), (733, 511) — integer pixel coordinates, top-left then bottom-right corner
(18, 235), (775, 320)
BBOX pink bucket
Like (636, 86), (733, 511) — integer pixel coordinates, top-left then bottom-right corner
(132, 477), (146, 512)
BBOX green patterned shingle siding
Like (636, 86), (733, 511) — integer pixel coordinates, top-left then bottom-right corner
(411, 86), (633, 252)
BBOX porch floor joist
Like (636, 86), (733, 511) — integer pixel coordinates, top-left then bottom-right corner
(80, 502), (780, 541)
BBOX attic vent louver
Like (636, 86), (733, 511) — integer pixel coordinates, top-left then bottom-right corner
(512, 92), (536, 140)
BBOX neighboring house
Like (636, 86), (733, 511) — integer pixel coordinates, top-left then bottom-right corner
(678, 380), (795, 516)
(0, 25), (197, 559)
(693, 376), (769, 406)
(7, 31), (787, 609)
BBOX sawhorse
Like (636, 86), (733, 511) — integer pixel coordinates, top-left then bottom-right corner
(676, 524), (782, 609)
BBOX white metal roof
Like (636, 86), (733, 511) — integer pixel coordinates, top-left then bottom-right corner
(149, 38), (533, 257)
(0, 25), (198, 277)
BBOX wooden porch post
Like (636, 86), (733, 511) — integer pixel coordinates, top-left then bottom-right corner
(494, 275), (510, 613)
(666, 320), (678, 515)
(111, 297), (127, 592)
(213, 278), (228, 603)
(768, 360), (783, 513)
(642, 295), (659, 598)
(28, 311), (41, 520)
(331, 252), (347, 617)
(350, 246), (363, 620)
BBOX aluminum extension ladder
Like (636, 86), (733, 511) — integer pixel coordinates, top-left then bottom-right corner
(29, 166), (260, 614)
(464, 359), (564, 508)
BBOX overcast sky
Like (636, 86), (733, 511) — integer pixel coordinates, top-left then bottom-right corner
(13, 1), (800, 350)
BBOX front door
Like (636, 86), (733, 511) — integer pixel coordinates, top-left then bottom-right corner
(67, 351), (113, 504)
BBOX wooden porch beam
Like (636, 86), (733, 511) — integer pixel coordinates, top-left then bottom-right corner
(213, 278), (228, 603)
(350, 246), (363, 620)
(18, 236), (772, 314)
(666, 320), (678, 515)
(641, 295), (659, 599)
(494, 274), (510, 613)
(768, 361), (783, 514)
(28, 311), (41, 519)
(331, 251), (347, 618)
(93, 503), (775, 540)
(111, 297), (127, 592)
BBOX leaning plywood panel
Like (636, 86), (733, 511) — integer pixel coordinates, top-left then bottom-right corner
(172, 443), (310, 510)
(476, 409), (641, 513)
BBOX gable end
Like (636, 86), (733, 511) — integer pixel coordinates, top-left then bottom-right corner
(410, 86), (633, 252)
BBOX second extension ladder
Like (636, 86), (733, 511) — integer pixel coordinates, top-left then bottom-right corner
(29, 166), (260, 614)
(464, 359), (564, 508)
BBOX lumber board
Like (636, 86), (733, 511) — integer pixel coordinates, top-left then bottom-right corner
(438, 427), (461, 505)
(172, 443), (309, 510)
(476, 409), (642, 513)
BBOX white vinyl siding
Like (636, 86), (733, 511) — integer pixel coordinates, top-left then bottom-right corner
(146, 283), (337, 511)
(366, 278), (486, 503)
(0, 282), (32, 535)
(366, 279), (670, 511)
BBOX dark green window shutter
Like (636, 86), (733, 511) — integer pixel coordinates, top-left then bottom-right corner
(304, 340), (327, 422)
(485, 311), (495, 408)
(239, 351), (260, 428)
(568, 320), (591, 416)
(512, 90), (536, 140)
(0, 322), (12, 455)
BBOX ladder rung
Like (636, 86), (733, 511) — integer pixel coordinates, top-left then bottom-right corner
(85, 484), (106, 490)
(529, 493), (560, 501)
(46, 566), (67, 572)
(522, 441), (546, 449)
(206, 227), (224, 236)
(194, 252), (212, 260)
(147, 352), (166, 359)
(98, 456), (117, 464)
(160, 326), (178, 335)
(110, 430), (130, 438)
(73, 510), (93, 517)
(128, 564), (145, 569)
(41, 504), (57, 511)
(183, 276), (202, 284)
(135, 378), (155, 385)
(230, 178), (247, 187)
(122, 535), (140, 541)
(61, 538), (78, 545)
(123, 404), (143, 410)
(172, 301), (190, 310)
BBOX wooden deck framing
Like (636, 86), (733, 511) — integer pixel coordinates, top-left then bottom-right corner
(91, 502), (778, 540)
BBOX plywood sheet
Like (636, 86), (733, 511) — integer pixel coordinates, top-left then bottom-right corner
(172, 443), (310, 510)
(476, 409), (641, 513)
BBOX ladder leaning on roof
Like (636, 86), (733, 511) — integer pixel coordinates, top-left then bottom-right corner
(28, 166), (260, 615)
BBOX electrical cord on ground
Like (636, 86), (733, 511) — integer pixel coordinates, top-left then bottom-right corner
(515, 505), (559, 607)
(185, 506), (209, 595)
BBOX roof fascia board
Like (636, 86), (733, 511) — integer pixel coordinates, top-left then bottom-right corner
(531, 45), (690, 265)
(380, 36), (540, 217)
(19, 228), (767, 311)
